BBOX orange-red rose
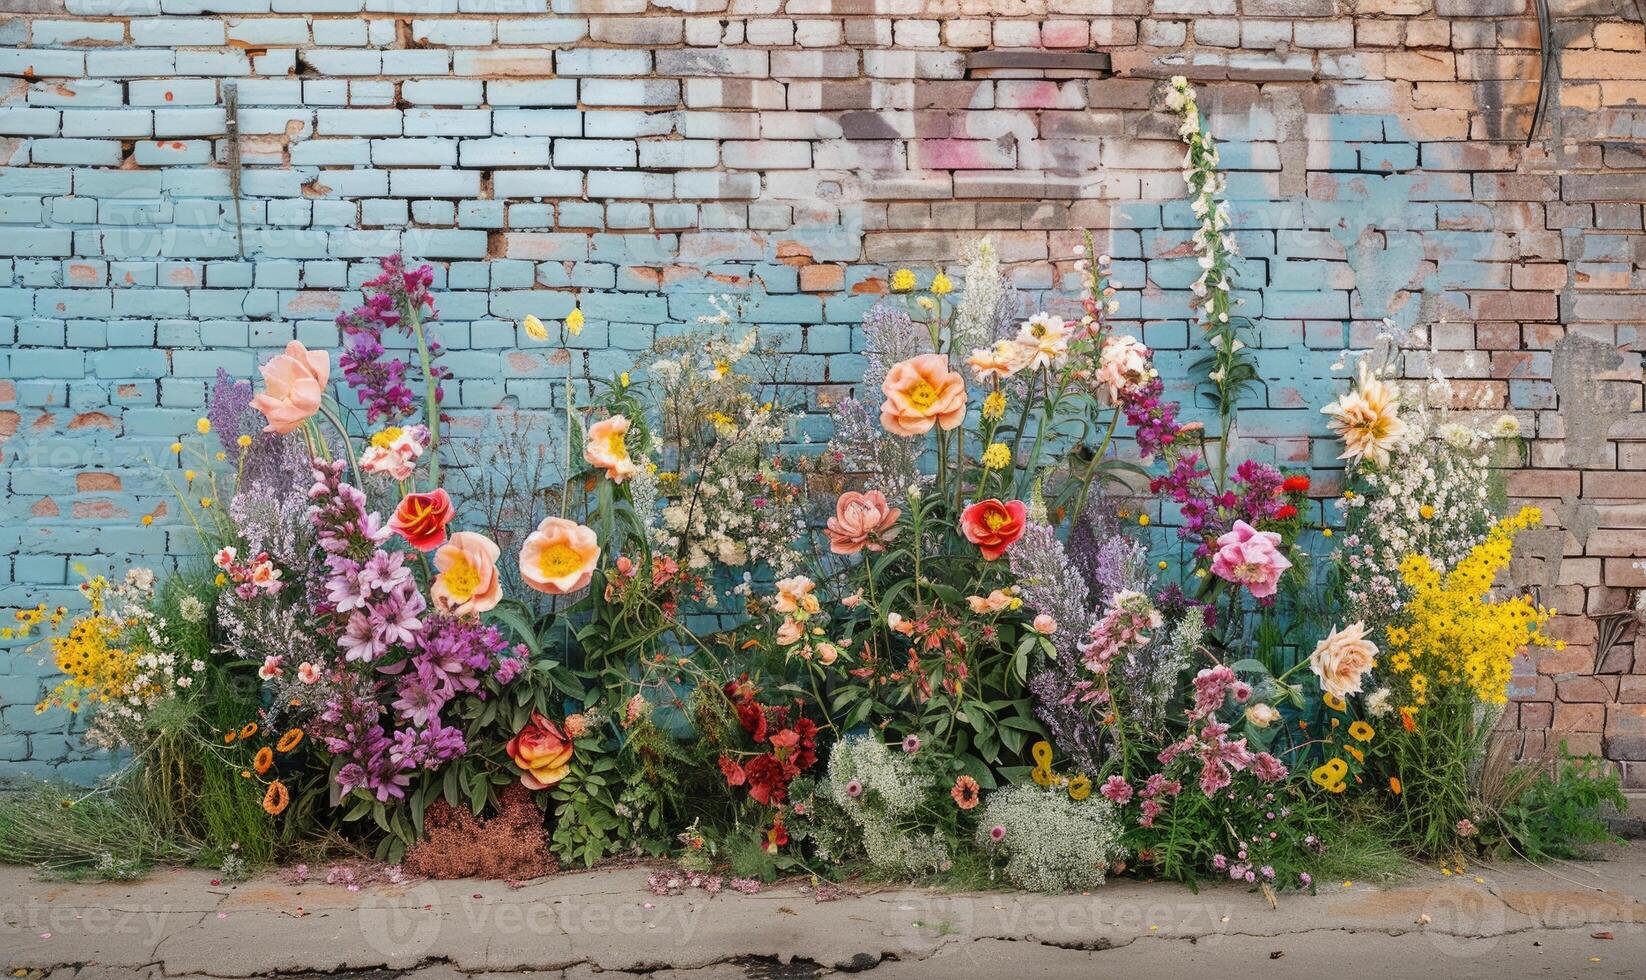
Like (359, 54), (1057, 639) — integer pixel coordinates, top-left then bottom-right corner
(388, 488), (454, 551)
(506, 711), (574, 790)
(960, 498), (1027, 560)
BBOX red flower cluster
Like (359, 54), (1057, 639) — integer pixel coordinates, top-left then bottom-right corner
(717, 676), (819, 850)
(1275, 473), (1310, 521)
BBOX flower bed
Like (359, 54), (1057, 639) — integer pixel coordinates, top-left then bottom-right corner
(1, 79), (1624, 890)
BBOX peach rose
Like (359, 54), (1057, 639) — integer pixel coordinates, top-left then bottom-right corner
(249, 340), (329, 434)
(430, 531), (503, 616)
(506, 712), (574, 790)
(584, 414), (639, 484)
(966, 589), (1015, 614)
(1309, 621), (1378, 699)
(519, 516), (601, 595)
(772, 575), (820, 616)
(1032, 613), (1057, 635)
(1094, 334), (1154, 403)
(1245, 703), (1281, 728)
(880, 353), (967, 437)
(824, 490), (901, 555)
(388, 488), (455, 551)
(776, 618), (803, 646)
(965, 340), (1028, 383)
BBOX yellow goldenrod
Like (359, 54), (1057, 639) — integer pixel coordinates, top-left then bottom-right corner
(1387, 507), (1557, 705)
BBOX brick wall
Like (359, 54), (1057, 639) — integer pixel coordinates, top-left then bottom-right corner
(1, 0), (1644, 782)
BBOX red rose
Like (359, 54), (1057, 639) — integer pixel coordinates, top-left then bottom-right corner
(742, 754), (788, 806)
(960, 498), (1028, 561)
(1282, 474), (1310, 493)
(1275, 504), (1298, 520)
(389, 488), (454, 551)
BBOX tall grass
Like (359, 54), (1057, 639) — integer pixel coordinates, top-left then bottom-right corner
(0, 779), (198, 878)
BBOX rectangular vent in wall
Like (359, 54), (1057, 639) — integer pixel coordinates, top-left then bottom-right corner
(965, 51), (1114, 80)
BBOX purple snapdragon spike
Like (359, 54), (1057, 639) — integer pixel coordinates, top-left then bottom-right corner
(336, 255), (447, 425)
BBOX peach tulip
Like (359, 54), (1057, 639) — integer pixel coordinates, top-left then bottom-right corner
(519, 516), (601, 595)
(880, 353), (967, 437)
(430, 531), (503, 616)
(249, 340), (329, 434)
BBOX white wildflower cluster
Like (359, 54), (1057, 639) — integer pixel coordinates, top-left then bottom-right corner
(647, 328), (805, 575)
(1336, 401), (1505, 630)
(654, 402), (804, 574)
(976, 784), (1126, 893)
(826, 735), (950, 877)
(84, 569), (208, 748)
(949, 236), (1018, 356)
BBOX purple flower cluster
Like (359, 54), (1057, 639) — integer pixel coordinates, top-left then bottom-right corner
(307, 461), (424, 664)
(319, 684), (467, 803)
(302, 460), (525, 804)
(386, 616), (514, 726)
(1118, 378), (1189, 461)
(337, 255), (447, 424)
(1230, 460), (1286, 523)
(207, 369), (310, 493)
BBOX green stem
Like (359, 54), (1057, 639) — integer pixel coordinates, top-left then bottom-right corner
(407, 304), (442, 487)
(316, 400), (365, 490)
(1070, 406), (1123, 527)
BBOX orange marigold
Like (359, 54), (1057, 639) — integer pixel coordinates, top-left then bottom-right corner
(253, 746), (274, 775)
(239, 721), (259, 739)
(276, 728), (304, 753)
(262, 779), (290, 816)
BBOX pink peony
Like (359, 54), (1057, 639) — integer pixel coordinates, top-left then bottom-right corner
(1209, 520), (1292, 598)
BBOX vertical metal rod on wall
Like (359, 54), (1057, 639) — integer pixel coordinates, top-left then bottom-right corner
(223, 80), (244, 258)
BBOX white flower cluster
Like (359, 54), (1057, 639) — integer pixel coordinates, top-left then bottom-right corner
(646, 328), (806, 576)
(653, 402), (805, 575)
(1164, 76), (1237, 329)
(1336, 397), (1503, 629)
(976, 784), (1126, 893)
(86, 569), (208, 748)
(826, 735), (949, 877)
(950, 236), (1016, 357)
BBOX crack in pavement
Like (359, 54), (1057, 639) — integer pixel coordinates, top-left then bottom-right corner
(9, 844), (1646, 979)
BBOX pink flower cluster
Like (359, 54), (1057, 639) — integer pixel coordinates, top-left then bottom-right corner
(1076, 590), (1164, 677)
(213, 545), (284, 600)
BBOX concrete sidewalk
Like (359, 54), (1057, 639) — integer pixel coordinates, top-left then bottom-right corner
(2, 845), (1644, 979)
